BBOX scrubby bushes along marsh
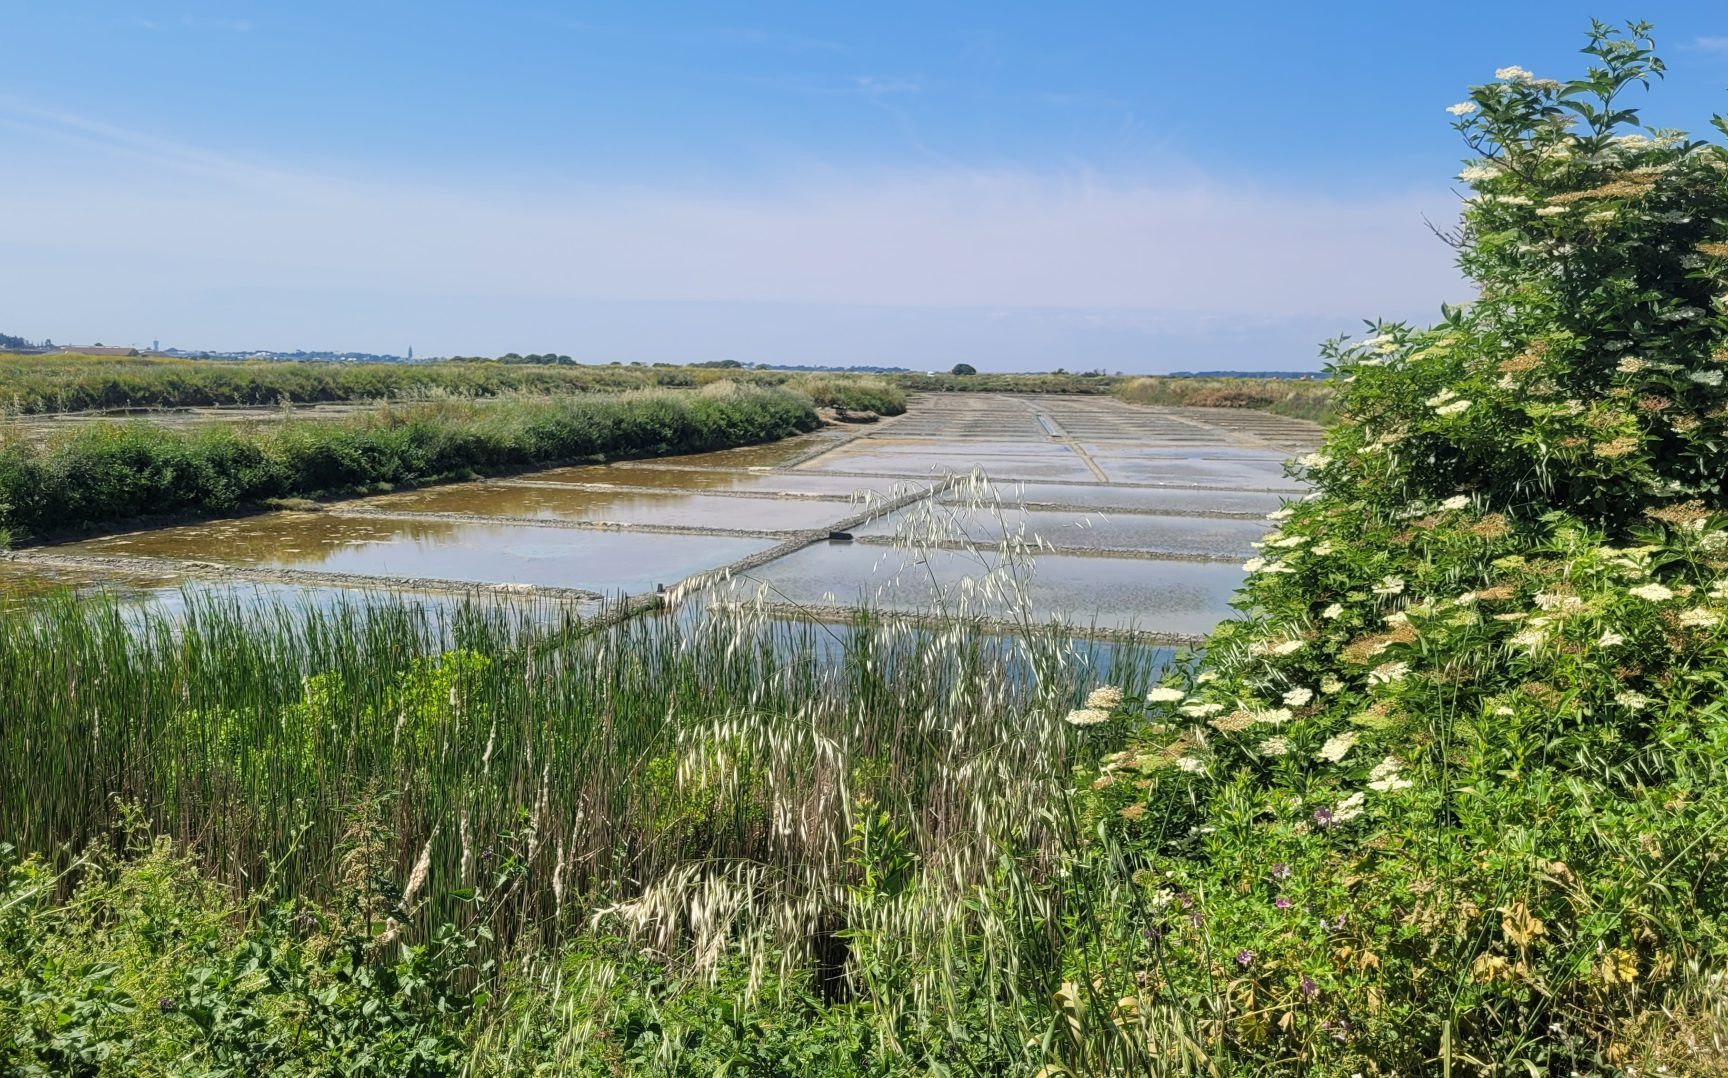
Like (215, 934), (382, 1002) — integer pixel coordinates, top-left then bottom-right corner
(0, 384), (817, 540)
(0, 353), (908, 418)
(1114, 375), (1337, 423)
(1066, 22), (1728, 1071)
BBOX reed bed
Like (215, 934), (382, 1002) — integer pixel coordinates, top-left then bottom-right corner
(0, 567), (1182, 1068)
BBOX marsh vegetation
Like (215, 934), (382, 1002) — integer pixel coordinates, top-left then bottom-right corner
(8, 22), (1728, 1076)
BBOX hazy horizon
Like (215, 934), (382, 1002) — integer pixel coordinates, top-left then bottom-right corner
(6, 2), (1728, 370)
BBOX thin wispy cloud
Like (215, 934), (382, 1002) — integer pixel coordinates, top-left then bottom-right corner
(180, 15), (254, 32)
(0, 101), (1463, 363)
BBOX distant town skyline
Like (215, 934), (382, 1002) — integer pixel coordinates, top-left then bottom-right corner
(5, 2), (1728, 369)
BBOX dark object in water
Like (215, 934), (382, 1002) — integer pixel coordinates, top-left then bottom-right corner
(828, 531), (854, 542)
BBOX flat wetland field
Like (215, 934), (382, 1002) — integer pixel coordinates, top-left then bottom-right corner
(1, 391), (1320, 642)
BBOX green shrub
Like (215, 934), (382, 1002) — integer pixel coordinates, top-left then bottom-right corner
(0, 387), (817, 538)
(1069, 22), (1728, 1071)
(798, 375), (909, 415)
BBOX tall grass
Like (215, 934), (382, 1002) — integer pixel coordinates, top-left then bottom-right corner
(0, 384), (818, 539)
(0, 582), (1178, 1069)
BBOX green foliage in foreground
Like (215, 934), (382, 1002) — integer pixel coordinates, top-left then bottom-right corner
(0, 592), (1150, 1075)
(1069, 22), (1728, 1072)
(0, 384), (817, 539)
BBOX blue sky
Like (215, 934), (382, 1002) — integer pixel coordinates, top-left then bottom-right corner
(5, 2), (1728, 369)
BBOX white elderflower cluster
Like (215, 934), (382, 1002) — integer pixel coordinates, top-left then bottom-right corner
(1332, 792), (1367, 822)
(1372, 575), (1407, 597)
(1369, 661), (1411, 685)
(1317, 731), (1358, 763)
(1367, 756), (1412, 792)
(1085, 686), (1123, 709)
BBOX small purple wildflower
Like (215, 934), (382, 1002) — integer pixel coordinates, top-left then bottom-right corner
(1312, 806), (1334, 827)
(1270, 863), (1292, 880)
(1334, 913), (1347, 930)
(1300, 975), (1318, 998)
(1274, 896), (1293, 909)
(158, 997), (177, 1013)
(1235, 948), (1256, 967)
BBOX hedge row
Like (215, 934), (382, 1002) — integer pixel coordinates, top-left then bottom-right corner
(0, 385), (818, 540)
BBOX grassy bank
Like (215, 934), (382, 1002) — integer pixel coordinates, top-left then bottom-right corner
(1113, 374), (1336, 422)
(0, 384), (817, 540)
(0, 594), (1146, 1074)
(0, 353), (907, 418)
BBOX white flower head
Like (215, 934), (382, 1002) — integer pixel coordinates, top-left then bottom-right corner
(1372, 575), (1407, 597)
(1536, 205), (1569, 218)
(1317, 731), (1358, 763)
(1086, 686), (1124, 709)
(1253, 707), (1295, 725)
(1447, 101), (1479, 116)
(1369, 661), (1410, 685)
(1065, 708), (1109, 727)
(1598, 630), (1626, 647)
(1629, 583), (1675, 602)
(1690, 369), (1724, 387)
(1332, 791), (1367, 822)
(1175, 756), (1205, 774)
(1320, 675), (1345, 694)
(1679, 607), (1720, 629)
(1509, 627), (1548, 651)
(1435, 399), (1473, 416)
(1179, 702), (1225, 718)
(1440, 495), (1470, 511)
(1146, 686), (1187, 703)
(1495, 65), (1534, 82)
(1283, 687), (1315, 707)
(1271, 639), (1305, 656)
(1242, 557), (1266, 573)
(1615, 690), (1650, 712)
(1258, 736), (1290, 756)
(1367, 756), (1412, 792)
(1321, 602), (1344, 619)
